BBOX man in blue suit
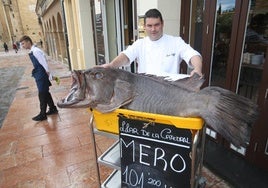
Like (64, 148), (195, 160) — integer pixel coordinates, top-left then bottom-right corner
(20, 35), (58, 121)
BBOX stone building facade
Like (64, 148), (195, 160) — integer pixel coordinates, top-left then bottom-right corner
(0, 0), (42, 51)
(35, 0), (96, 69)
(36, 0), (69, 66)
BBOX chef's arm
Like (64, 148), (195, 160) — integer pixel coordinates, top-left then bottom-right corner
(189, 55), (203, 77)
(102, 53), (130, 68)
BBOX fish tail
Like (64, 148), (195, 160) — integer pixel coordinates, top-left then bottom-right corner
(199, 86), (258, 147)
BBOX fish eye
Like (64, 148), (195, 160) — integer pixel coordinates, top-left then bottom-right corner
(94, 72), (103, 79)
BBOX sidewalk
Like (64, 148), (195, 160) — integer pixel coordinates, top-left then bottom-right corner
(0, 51), (231, 187)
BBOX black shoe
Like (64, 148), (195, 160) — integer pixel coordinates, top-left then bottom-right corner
(46, 108), (58, 115)
(32, 114), (47, 121)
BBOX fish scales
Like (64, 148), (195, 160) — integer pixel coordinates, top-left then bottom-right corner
(126, 75), (198, 116)
(57, 67), (259, 147)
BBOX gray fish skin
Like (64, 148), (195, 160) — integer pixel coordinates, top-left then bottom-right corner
(57, 67), (259, 147)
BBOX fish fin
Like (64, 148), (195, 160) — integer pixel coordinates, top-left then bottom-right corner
(171, 73), (205, 92)
(95, 79), (134, 113)
(140, 73), (204, 92)
(200, 87), (258, 147)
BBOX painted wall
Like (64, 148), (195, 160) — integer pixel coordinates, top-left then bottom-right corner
(77, 0), (96, 68)
(105, 0), (117, 63)
(64, 0), (96, 69)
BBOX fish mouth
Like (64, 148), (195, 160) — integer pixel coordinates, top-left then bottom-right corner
(57, 69), (91, 108)
(57, 98), (81, 108)
(57, 88), (90, 108)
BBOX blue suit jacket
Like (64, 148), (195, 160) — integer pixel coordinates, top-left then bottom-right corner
(29, 52), (51, 92)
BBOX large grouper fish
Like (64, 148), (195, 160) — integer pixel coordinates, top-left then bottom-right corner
(57, 67), (258, 147)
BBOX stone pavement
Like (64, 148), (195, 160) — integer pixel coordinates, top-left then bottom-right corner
(0, 50), (232, 187)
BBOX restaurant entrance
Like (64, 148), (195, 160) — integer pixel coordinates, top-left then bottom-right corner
(184, 0), (268, 170)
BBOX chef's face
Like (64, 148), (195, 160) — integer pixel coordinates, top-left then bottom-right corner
(20, 40), (32, 50)
(144, 17), (164, 41)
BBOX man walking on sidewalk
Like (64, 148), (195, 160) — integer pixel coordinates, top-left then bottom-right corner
(20, 35), (58, 121)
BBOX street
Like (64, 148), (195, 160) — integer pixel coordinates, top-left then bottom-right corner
(0, 51), (231, 187)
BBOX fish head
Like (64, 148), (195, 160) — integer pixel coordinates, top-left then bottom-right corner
(57, 70), (90, 108)
(57, 67), (133, 111)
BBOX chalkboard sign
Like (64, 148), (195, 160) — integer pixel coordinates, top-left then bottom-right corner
(119, 116), (193, 188)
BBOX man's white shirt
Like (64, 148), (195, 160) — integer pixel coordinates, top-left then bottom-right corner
(122, 34), (201, 79)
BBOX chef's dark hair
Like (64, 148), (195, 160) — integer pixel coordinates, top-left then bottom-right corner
(144, 9), (163, 23)
(19, 35), (33, 44)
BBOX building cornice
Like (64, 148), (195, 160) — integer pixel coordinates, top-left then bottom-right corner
(35, 0), (57, 17)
